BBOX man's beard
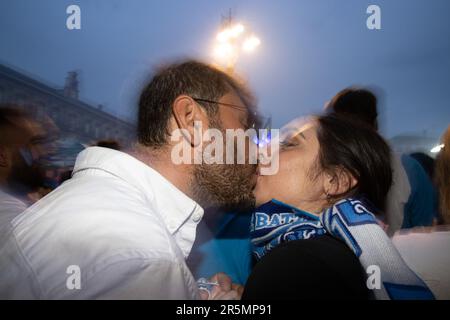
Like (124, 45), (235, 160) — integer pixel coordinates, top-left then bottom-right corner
(193, 162), (257, 212)
(191, 118), (257, 212)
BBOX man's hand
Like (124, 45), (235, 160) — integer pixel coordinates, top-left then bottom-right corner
(198, 272), (244, 300)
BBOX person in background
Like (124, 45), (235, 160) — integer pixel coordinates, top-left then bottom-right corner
(434, 125), (450, 224)
(410, 152), (435, 182)
(326, 87), (439, 235)
(58, 169), (73, 184)
(392, 125), (450, 299)
(0, 106), (49, 230)
(187, 209), (253, 286)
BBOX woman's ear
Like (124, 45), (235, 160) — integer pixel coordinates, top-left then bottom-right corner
(323, 167), (358, 198)
(171, 95), (209, 147)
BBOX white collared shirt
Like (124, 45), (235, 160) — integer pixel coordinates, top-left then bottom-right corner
(0, 147), (204, 299)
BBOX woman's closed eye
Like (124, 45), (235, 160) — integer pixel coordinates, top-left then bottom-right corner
(280, 131), (307, 149)
(280, 138), (299, 148)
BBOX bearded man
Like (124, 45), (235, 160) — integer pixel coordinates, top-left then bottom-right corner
(0, 60), (259, 300)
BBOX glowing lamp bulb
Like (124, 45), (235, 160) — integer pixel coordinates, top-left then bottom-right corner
(242, 36), (261, 53)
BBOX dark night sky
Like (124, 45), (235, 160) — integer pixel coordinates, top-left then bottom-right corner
(1, 0), (449, 139)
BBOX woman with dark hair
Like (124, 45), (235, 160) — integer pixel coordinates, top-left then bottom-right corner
(242, 113), (435, 300)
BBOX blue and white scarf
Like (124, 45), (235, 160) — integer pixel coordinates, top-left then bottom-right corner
(250, 198), (435, 300)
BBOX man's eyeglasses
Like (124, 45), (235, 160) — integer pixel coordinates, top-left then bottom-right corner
(192, 98), (272, 144)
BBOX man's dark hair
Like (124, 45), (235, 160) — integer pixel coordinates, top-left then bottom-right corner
(316, 113), (392, 213)
(326, 88), (378, 130)
(138, 60), (255, 147)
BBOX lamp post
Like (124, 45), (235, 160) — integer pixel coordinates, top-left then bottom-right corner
(212, 12), (261, 74)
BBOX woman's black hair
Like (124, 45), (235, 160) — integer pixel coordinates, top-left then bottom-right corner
(315, 113), (392, 213)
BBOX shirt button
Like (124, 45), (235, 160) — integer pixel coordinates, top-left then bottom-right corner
(192, 212), (203, 223)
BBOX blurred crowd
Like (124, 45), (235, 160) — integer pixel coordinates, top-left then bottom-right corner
(0, 104), (122, 220)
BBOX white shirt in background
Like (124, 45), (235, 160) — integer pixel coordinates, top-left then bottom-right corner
(393, 226), (450, 300)
(385, 153), (411, 236)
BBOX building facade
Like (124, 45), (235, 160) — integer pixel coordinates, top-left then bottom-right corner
(0, 63), (136, 147)
(0, 63), (137, 187)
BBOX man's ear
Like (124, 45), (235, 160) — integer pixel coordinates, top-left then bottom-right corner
(323, 167), (358, 198)
(0, 146), (10, 168)
(171, 95), (209, 146)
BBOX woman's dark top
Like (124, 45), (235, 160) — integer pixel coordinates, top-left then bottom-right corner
(242, 234), (370, 300)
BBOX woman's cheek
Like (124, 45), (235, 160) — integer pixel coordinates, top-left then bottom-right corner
(254, 175), (270, 205)
(267, 164), (299, 204)
(254, 151), (302, 205)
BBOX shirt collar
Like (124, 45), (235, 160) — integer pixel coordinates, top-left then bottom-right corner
(73, 146), (204, 236)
